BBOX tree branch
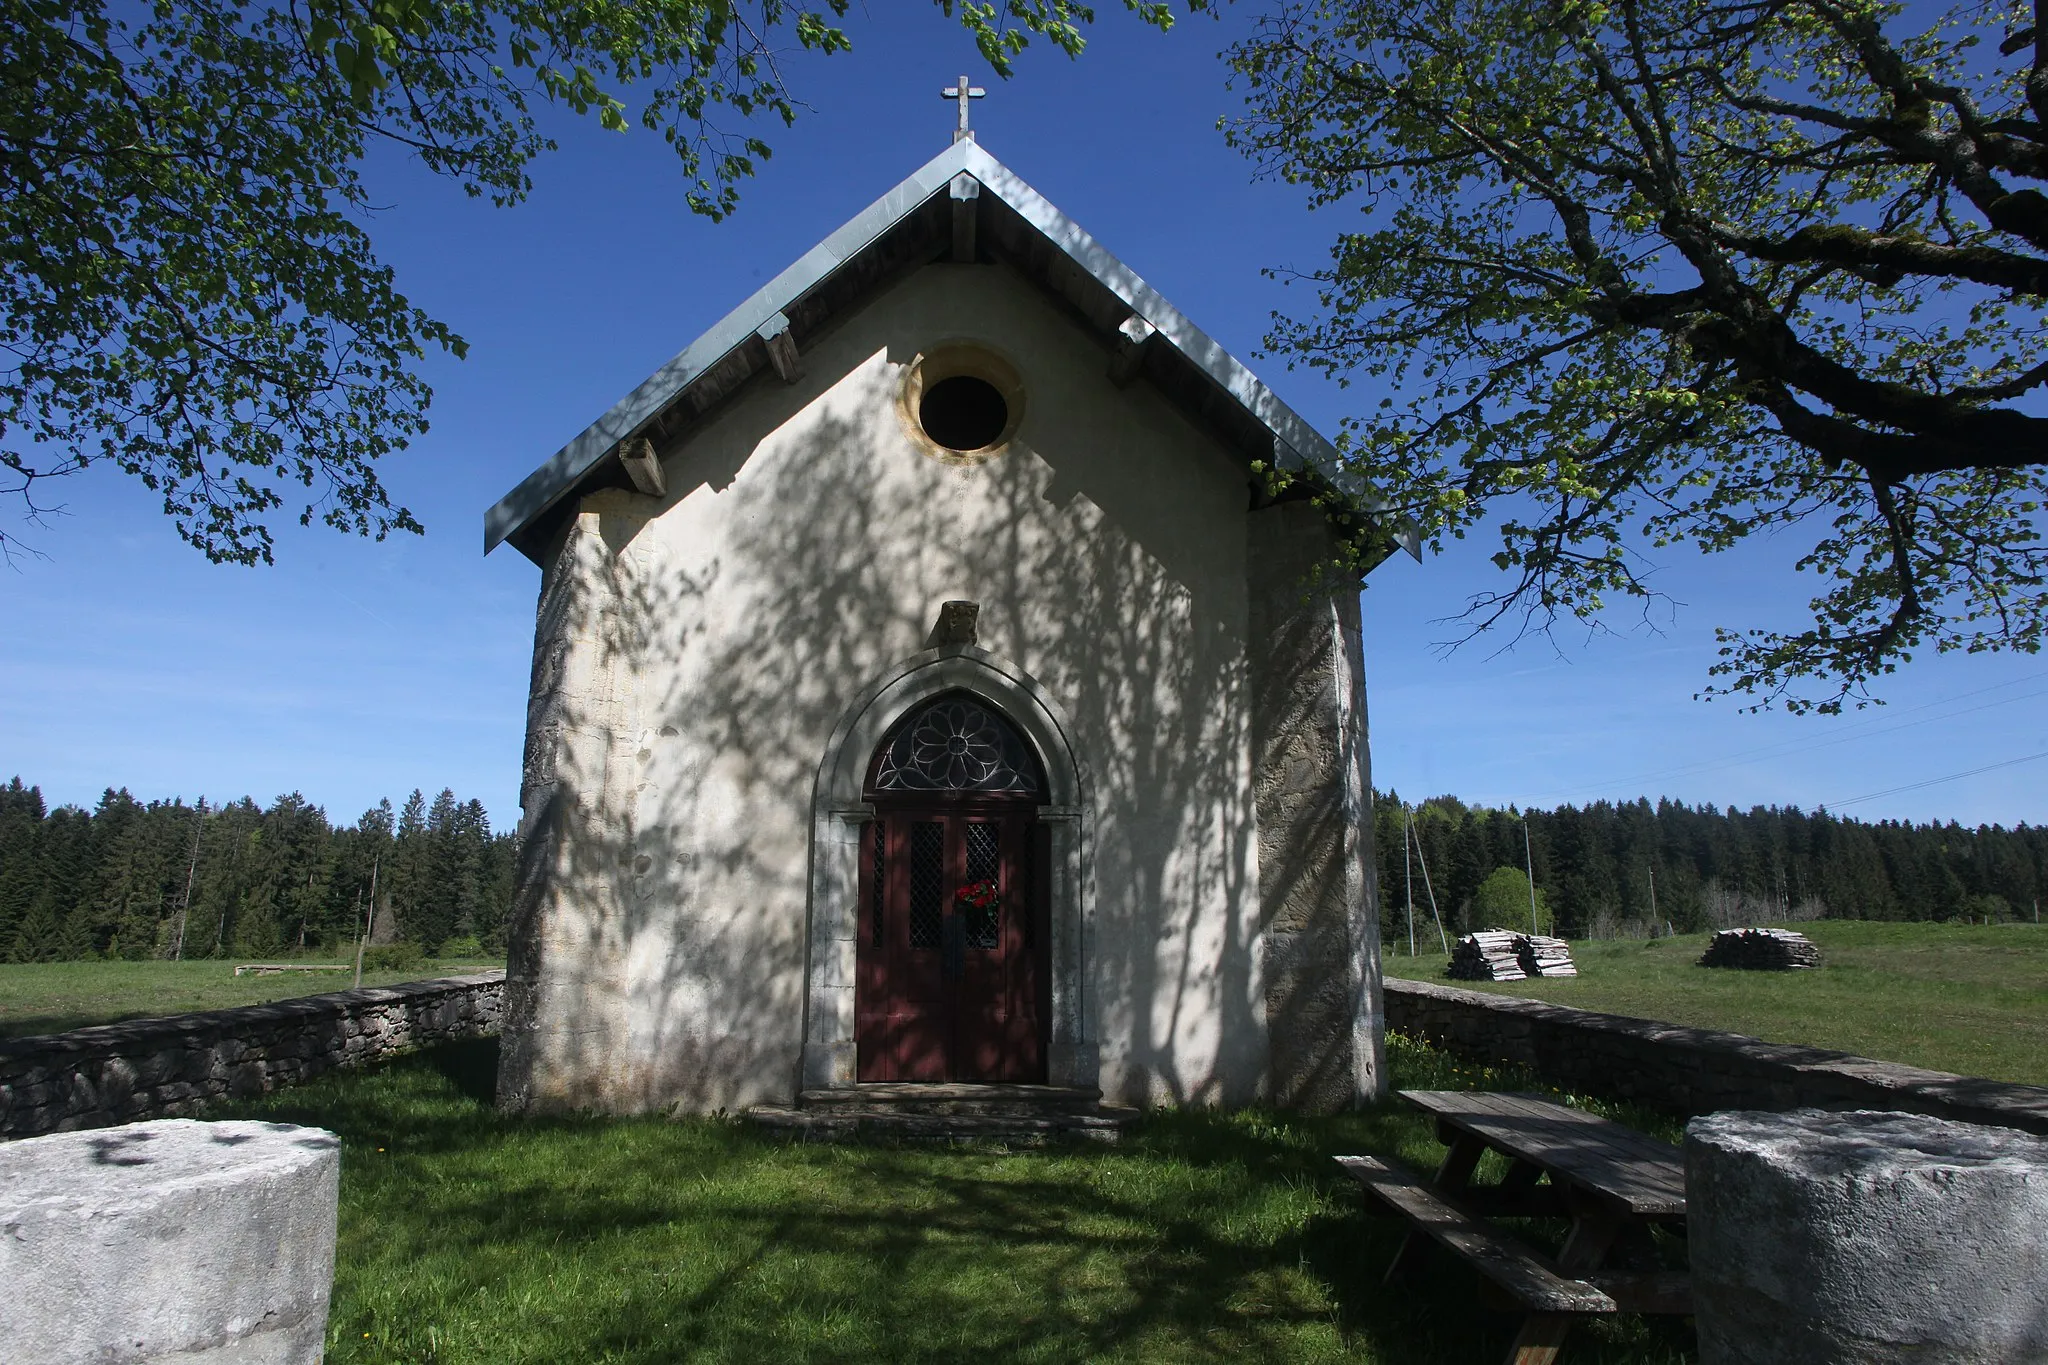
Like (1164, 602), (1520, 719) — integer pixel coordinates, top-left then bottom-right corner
(1716, 222), (2048, 294)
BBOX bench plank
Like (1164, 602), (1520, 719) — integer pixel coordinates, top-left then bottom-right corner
(1584, 1270), (1693, 1317)
(1399, 1091), (1687, 1217)
(1334, 1155), (1617, 1314)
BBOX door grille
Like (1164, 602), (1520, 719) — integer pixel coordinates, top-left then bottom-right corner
(870, 820), (885, 949)
(964, 822), (1001, 950)
(909, 822), (944, 949)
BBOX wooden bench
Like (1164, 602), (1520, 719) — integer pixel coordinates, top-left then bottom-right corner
(1336, 1155), (1617, 1314)
(1336, 1091), (1692, 1365)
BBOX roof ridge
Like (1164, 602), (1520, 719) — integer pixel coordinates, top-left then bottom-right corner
(484, 141), (1406, 562)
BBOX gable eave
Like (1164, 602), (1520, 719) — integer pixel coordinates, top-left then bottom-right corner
(485, 140), (1412, 563)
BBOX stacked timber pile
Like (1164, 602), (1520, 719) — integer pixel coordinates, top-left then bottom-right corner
(1698, 927), (1824, 970)
(1446, 930), (1527, 981)
(1517, 934), (1578, 978)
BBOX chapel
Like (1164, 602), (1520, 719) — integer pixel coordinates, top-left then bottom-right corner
(483, 115), (1408, 1118)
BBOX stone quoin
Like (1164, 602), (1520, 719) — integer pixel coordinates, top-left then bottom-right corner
(483, 136), (1415, 1117)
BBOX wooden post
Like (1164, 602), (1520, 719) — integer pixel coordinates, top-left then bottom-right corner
(1523, 819), (1539, 936)
(354, 856), (377, 989)
(1405, 805), (1416, 957)
(1414, 822), (1450, 953)
(171, 799), (204, 961)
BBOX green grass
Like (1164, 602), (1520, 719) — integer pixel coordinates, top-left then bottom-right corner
(223, 1036), (1693, 1365)
(0, 956), (505, 1042)
(1388, 919), (2048, 1086)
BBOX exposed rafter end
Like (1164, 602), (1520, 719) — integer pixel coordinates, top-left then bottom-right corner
(1107, 315), (1156, 387)
(756, 312), (803, 385)
(620, 436), (667, 498)
(1277, 433), (1423, 563)
(950, 174), (980, 263)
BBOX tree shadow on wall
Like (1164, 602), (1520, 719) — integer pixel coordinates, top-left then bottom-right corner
(509, 299), (1279, 1111)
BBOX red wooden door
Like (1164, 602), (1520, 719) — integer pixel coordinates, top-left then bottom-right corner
(856, 803), (1046, 1082)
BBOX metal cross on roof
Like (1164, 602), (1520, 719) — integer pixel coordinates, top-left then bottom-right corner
(942, 75), (986, 143)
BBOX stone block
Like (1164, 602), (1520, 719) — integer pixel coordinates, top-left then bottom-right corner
(0, 1118), (340, 1364)
(1688, 1109), (2048, 1364)
(13, 1078), (56, 1104)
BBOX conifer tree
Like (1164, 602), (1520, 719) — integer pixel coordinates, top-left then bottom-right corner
(389, 789), (430, 945)
(0, 777), (46, 948)
(78, 788), (145, 952)
(9, 889), (62, 963)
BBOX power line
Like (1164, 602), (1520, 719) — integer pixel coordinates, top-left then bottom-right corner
(1826, 750), (2048, 810)
(1568, 681), (2048, 797)
(1530, 670), (2048, 805)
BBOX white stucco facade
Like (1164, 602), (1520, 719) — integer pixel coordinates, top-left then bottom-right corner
(492, 165), (1387, 1118)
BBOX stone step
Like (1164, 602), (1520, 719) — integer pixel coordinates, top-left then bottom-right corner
(795, 1083), (1105, 1117)
(746, 1103), (1137, 1144)
(745, 1082), (1141, 1143)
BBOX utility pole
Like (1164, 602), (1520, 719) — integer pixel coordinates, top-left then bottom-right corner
(171, 798), (204, 961)
(1404, 805), (1417, 957)
(1648, 864), (1659, 927)
(209, 808), (242, 959)
(354, 856), (377, 989)
(1413, 824), (1451, 953)
(1523, 818), (1540, 936)
(212, 884), (230, 958)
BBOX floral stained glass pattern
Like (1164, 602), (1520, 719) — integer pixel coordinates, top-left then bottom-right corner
(870, 696), (1044, 796)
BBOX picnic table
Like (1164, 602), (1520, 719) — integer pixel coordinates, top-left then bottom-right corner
(1336, 1090), (1691, 1365)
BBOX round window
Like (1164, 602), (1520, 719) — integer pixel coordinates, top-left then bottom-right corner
(920, 375), (1008, 452)
(897, 341), (1026, 465)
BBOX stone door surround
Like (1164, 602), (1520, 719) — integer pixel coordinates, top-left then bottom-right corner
(803, 645), (1093, 1091)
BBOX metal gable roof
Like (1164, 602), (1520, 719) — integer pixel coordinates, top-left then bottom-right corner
(483, 138), (1411, 564)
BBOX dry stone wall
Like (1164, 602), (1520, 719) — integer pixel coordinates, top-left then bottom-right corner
(1386, 976), (2048, 1135)
(0, 971), (504, 1141)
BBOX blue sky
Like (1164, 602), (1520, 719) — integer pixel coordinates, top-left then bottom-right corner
(2, 6), (2043, 833)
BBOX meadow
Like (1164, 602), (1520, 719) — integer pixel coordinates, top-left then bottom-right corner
(226, 1034), (1693, 1365)
(1387, 919), (2048, 1086)
(0, 954), (505, 1042)
(9, 919), (2045, 1083)
(19, 920), (2041, 1360)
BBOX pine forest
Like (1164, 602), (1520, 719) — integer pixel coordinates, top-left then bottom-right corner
(0, 779), (515, 963)
(1379, 792), (2047, 943)
(2, 776), (2044, 964)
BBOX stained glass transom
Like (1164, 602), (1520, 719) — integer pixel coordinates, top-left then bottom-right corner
(870, 697), (1044, 795)
(909, 822), (944, 950)
(964, 823), (1000, 950)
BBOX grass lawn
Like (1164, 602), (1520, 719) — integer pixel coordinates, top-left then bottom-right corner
(0, 956), (505, 1042)
(1388, 919), (2048, 1087)
(224, 1035), (1694, 1365)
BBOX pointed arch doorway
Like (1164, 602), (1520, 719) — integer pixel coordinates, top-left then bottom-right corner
(856, 692), (1050, 1083)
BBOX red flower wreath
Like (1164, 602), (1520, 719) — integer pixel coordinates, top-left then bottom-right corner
(955, 879), (1001, 912)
